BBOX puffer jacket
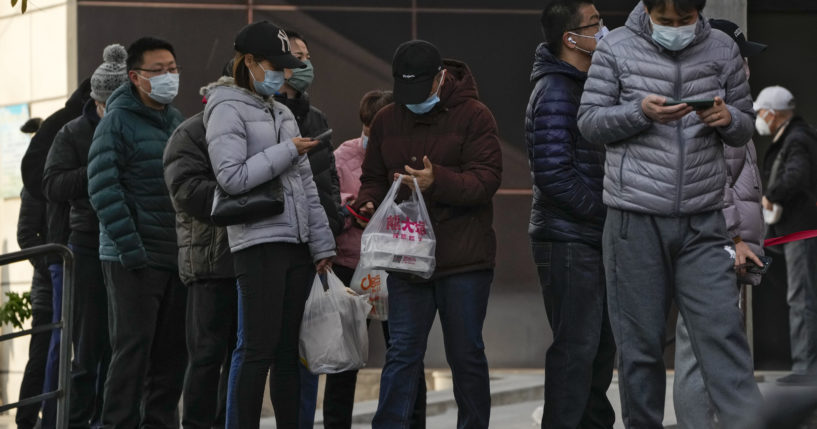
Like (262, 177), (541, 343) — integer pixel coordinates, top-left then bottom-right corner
(723, 141), (765, 284)
(43, 99), (101, 250)
(356, 59), (503, 279)
(333, 136), (366, 269)
(275, 94), (344, 236)
(16, 188), (54, 312)
(761, 117), (817, 237)
(163, 108), (233, 286)
(578, 3), (755, 216)
(204, 78), (335, 261)
(87, 83), (184, 271)
(525, 43), (605, 247)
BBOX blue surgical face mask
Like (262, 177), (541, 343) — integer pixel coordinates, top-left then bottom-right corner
(650, 18), (697, 51)
(567, 22), (610, 55)
(406, 70), (446, 115)
(250, 63), (285, 97)
(137, 72), (179, 104)
(361, 133), (369, 149)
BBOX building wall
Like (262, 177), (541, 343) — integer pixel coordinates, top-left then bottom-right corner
(0, 0), (74, 408)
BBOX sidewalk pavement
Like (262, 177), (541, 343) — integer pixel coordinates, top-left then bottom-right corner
(259, 370), (817, 429)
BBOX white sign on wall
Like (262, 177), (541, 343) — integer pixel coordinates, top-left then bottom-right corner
(0, 104), (31, 198)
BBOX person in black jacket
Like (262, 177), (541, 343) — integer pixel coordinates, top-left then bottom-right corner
(23, 78), (90, 429)
(16, 188), (53, 429)
(756, 85), (817, 386)
(525, 1), (615, 427)
(42, 44), (130, 427)
(163, 77), (236, 429)
(273, 30), (345, 429)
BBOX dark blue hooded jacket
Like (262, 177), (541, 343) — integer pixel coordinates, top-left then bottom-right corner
(525, 43), (605, 247)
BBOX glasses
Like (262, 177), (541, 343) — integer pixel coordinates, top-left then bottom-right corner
(567, 19), (603, 33)
(134, 66), (181, 75)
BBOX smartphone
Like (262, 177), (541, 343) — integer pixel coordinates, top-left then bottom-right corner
(311, 128), (333, 141)
(738, 255), (772, 275)
(664, 99), (715, 110)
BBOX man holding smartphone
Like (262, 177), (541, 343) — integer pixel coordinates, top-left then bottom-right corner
(578, 0), (761, 427)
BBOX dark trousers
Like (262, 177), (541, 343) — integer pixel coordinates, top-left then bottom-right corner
(69, 245), (110, 429)
(373, 270), (493, 429)
(532, 241), (616, 429)
(42, 264), (63, 428)
(603, 209), (760, 429)
(783, 237), (817, 374)
(304, 264), (425, 429)
(100, 262), (188, 429)
(183, 278), (237, 429)
(17, 307), (53, 429)
(226, 243), (313, 429)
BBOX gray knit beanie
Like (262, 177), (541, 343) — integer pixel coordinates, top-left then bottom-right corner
(90, 44), (128, 102)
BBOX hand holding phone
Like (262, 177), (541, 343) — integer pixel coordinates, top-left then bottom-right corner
(664, 99), (715, 110)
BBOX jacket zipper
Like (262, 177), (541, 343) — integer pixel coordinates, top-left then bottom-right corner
(674, 57), (684, 216)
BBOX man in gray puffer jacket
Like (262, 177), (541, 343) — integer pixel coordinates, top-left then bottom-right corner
(578, 1), (762, 427)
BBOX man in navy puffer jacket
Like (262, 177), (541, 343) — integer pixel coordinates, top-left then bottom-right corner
(524, 1), (615, 427)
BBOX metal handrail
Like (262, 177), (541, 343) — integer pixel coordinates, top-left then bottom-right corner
(0, 244), (73, 428)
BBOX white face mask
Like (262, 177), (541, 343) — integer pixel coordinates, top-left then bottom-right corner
(755, 111), (773, 136)
(650, 19), (697, 51)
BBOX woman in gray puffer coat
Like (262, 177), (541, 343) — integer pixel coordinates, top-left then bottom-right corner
(204, 21), (335, 429)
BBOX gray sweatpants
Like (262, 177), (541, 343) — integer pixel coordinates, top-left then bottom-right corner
(603, 208), (761, 429)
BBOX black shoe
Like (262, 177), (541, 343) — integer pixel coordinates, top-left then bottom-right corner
(776, 373), (817, 386)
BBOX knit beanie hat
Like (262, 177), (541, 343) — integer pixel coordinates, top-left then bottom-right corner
(91, 44), (128, 102)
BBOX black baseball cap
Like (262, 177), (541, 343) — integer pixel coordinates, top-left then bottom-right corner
(709, 19), (767, 58)
(234, 21), (306, 69)
(392, 40), (443, 104)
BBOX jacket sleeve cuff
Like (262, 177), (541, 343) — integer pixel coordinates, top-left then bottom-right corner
(312, 250), (336, 263)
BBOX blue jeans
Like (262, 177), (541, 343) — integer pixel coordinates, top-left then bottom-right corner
(42, 263), (63, 428)
(532, 241), (615, 429)
(373, 270), (493, 429)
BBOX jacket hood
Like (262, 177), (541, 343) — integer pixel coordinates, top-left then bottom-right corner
(530, 43), (586, 82)
(203, 76), (271, 112)
(438, 59), (480, 109)
(625, 1), (711, 51)
(66, 78), (92, 113)
(106, 82), (179, 126)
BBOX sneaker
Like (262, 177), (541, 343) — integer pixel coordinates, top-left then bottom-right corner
(776, 372), (817, 386)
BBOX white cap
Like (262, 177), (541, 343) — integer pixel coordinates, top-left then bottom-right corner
(753, 86), (795, 111)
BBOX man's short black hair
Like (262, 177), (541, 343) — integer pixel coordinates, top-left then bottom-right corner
(540, 0), (594, 57)
(285, 30), (308, 48)
(126, 36), (176, 71)
(643, 0), (706, 13)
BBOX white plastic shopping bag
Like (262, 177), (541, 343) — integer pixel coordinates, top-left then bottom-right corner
(350, 264), (389, 321)
(359, 175), (436, 279)
(299, 270), (371, 374)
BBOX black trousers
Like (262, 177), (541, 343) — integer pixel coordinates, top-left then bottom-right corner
(182, 278), (237, 429)
(69, 245), (110, 428)
(532, 241), (616, 429)
(16, 306), (53, 429)
(321, 264), (426, 429)
(226, 243), (313, 429)
(100, 262), (188, 429)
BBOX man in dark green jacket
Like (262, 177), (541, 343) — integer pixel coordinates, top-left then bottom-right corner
(87, 36), (186, 428)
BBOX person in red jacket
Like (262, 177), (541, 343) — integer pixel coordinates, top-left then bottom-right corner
(357, 40), (503, 429)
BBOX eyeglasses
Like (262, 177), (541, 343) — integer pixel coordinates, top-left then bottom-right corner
(567, 19), (604, 33)
(134, 66), (181, 74)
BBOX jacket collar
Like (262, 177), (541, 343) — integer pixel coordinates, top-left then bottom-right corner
(530, 43), (586, 83)
(106, 83), (179, 129)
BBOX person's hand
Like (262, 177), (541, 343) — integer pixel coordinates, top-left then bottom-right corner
(735, 240), (763, 277)
(315, 258), (333, 274)
(395, 156), (434, 192)
(357, 202), (375, 227)
(293, 137), (320, 155)
(642, 95), (693, 124)
(697, 97), (732, 128)
(762, 196), (774, 211)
